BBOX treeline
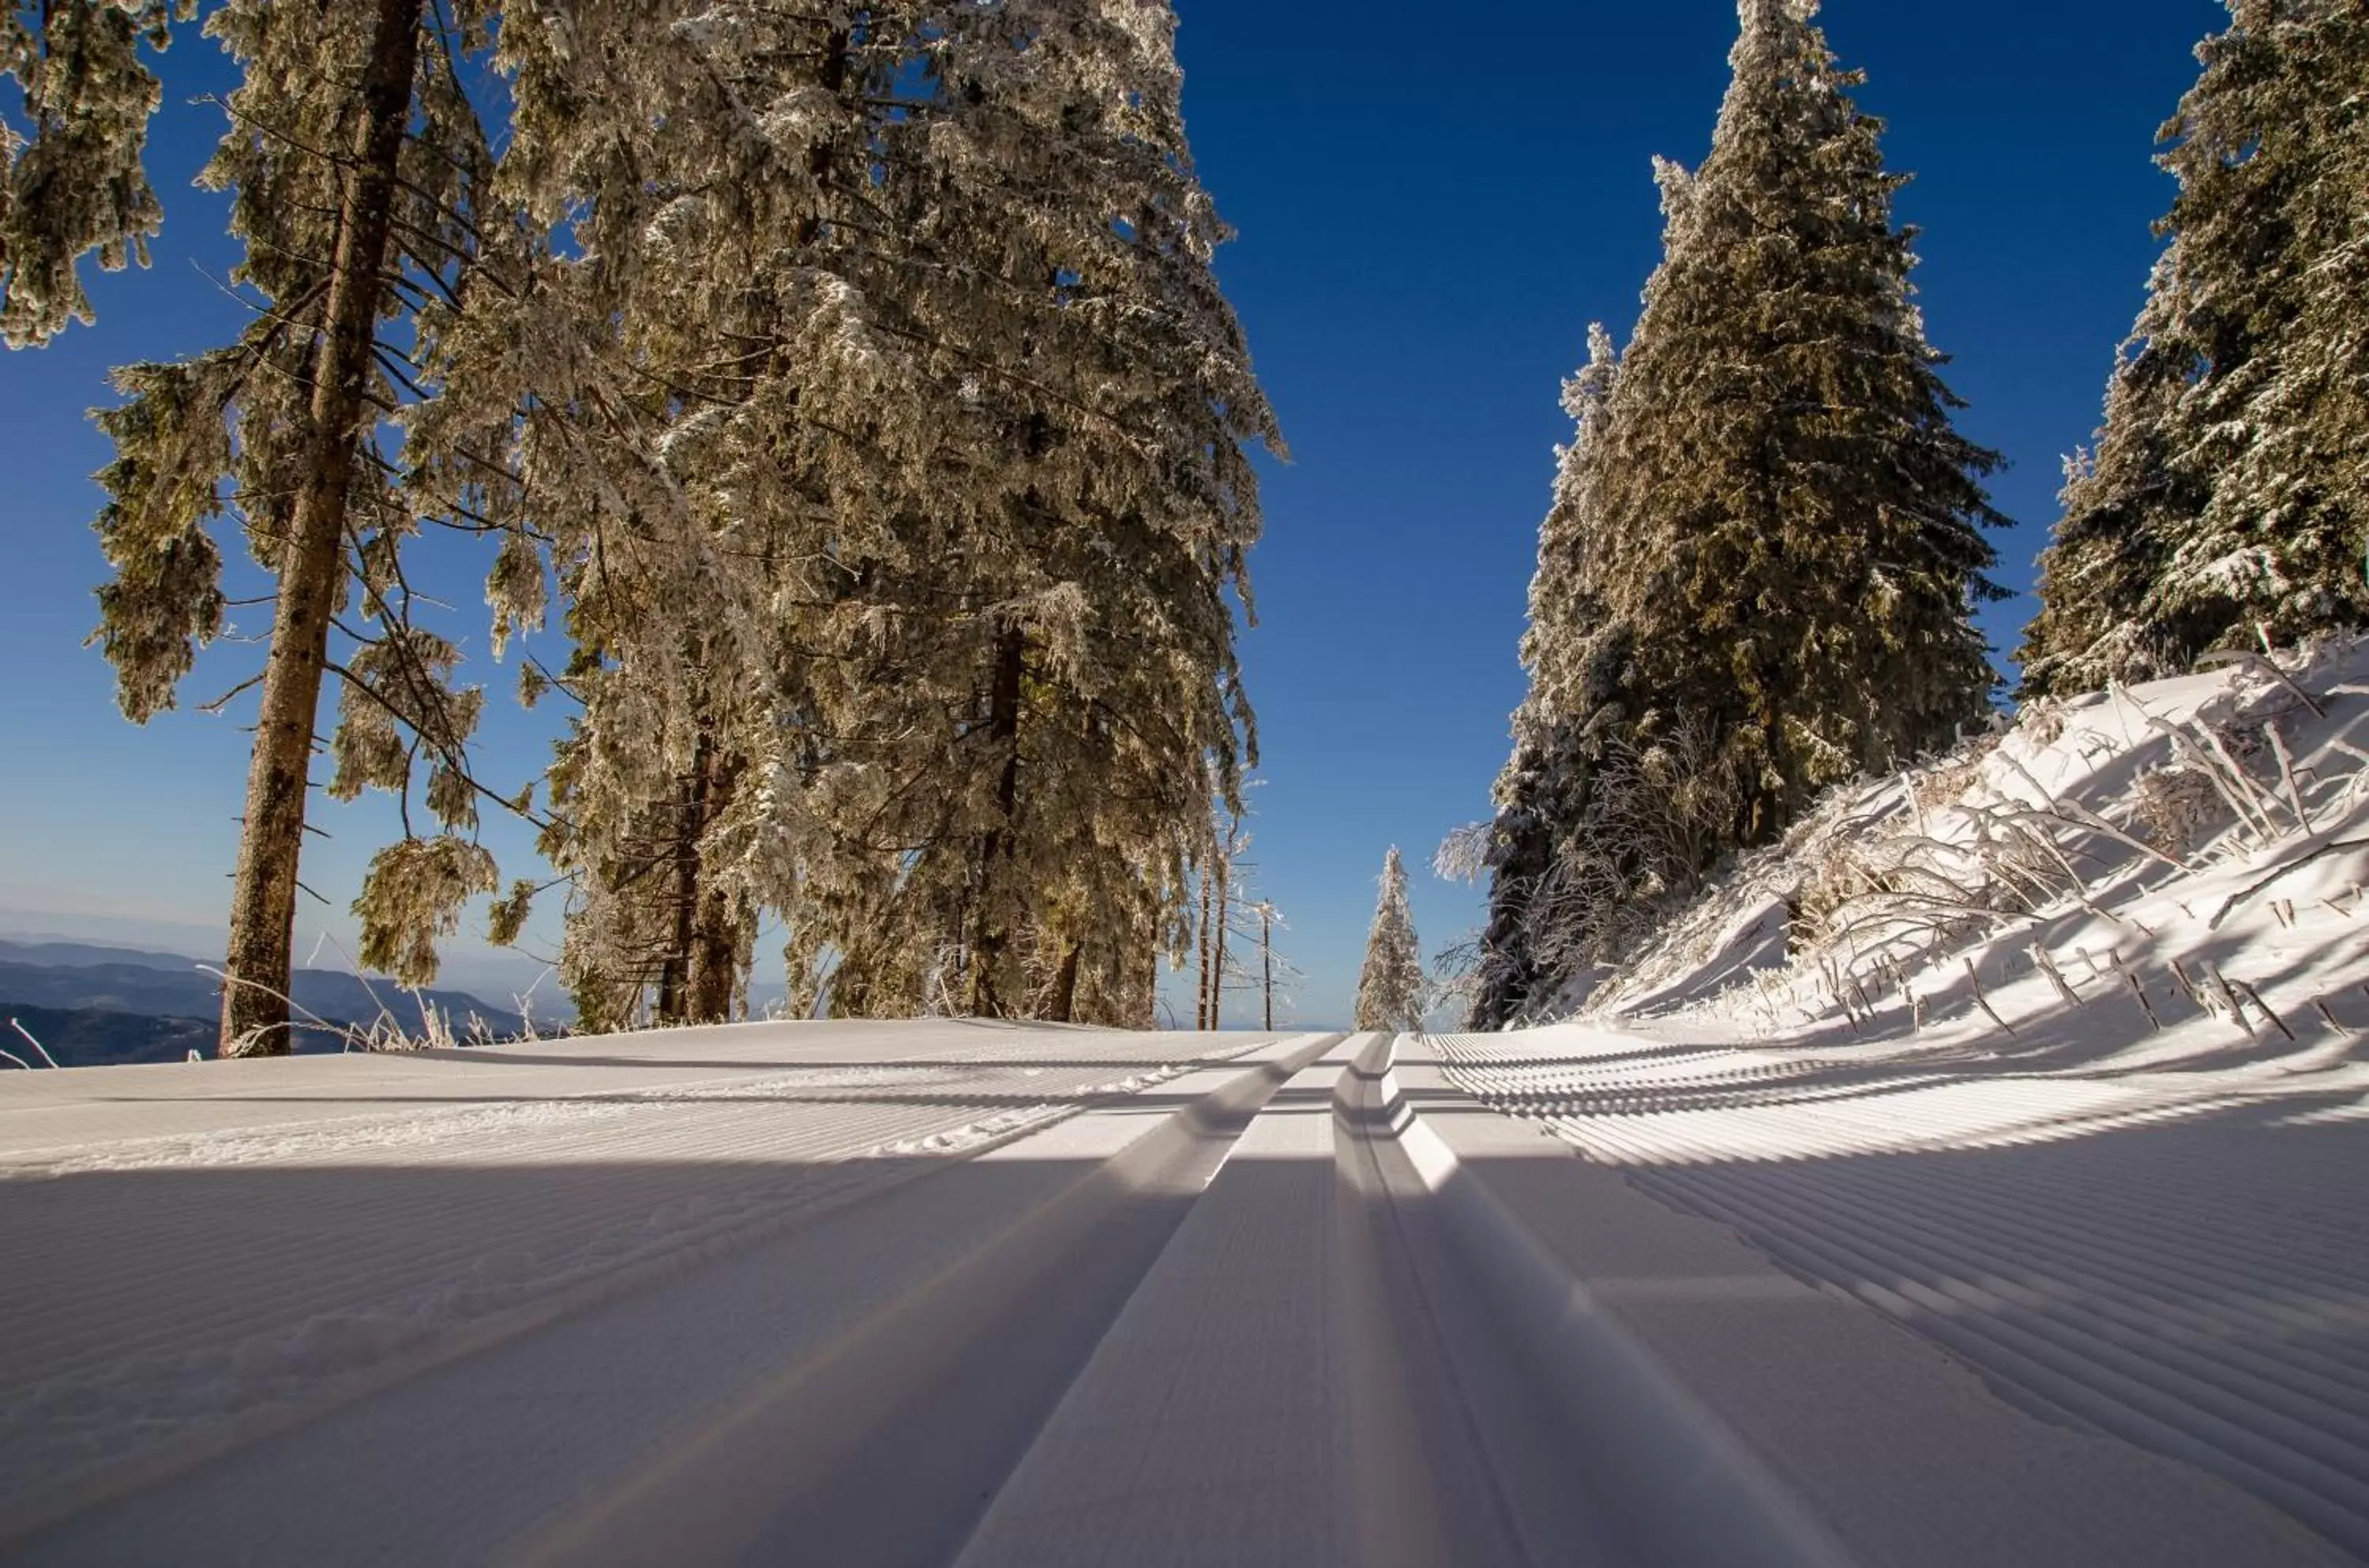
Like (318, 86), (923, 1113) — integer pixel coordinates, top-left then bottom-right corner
(2, 1), (1277, 1049)
(1466, 0), (2364, 1030)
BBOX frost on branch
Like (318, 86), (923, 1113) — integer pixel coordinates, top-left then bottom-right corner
(355, 836), (498, 988)
(0, 0), (182, 347)
(87, 349), (238, 722)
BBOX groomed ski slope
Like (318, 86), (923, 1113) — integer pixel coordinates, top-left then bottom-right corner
(2, 1018), (2358, 1564)
(1438, 638), (2369, 1562)
(1439, 1022), (2369, 1560)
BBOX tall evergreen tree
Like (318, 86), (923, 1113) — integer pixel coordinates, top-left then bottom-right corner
(480, 1), (1275, 1031)
(2015, 261), (2206, 692)
(2022, 0), (2369, 694)
(477, 4), (892, 1030)
(1353, 846), (1425, 1033)
(212, 0), (445, 1053)
(1474, 0), (2005, 1024)
(21, 1), (518, 1052)
(1465, 741), (1552, 1031)
(1591, 0), (2005, 845)
(1470, 325), (1627, 1030)
(775, 0), (1277, 1027)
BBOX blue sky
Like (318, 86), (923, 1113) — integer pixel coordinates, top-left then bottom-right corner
(0, 0), (2226, 1026)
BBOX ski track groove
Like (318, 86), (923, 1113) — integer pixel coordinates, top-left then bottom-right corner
(1623, 1157), (2369, 1553)
(1436, 1030), (2369, 1560)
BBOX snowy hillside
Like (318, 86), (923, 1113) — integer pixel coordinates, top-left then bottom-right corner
(1561, 636), (2369, 1062)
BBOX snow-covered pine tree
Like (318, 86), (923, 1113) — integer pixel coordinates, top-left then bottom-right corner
(477, 1), (1273, 1031)
(1589, 0), (2005, 844)
(1353, 847), (1425, 1033)
(62, 0), (516, 1052)
(1467, 0), (2003, 1026)
(479, 4), (901, 1030)
(2015, 263), (2210, 692)
(779, 0), (1278, 1026)
(2022, 0), (2369, 693)
(1469, 324), (1628, 1030)
(1464, 738), (1552, 1030)
(935, 0), (1273, 1026)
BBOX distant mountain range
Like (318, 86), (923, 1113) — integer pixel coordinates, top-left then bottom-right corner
(0, 939), (203, 970)
(1, 1005), (215, 1069)
(0, 940), (528, 1067)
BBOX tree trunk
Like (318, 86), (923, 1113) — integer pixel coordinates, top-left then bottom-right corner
(967, 624), (1027, 1018)
(653, 749), (704, 1025)
(685, 877), (744, 1023)
(685, 748), (745, 1022)
(1261, 906), (1274, 1031)
(1142, 941), (1160, 1031)
(653, 729), (747, 1026)
(1047, 940), (1083, 1024)
(1195, 868), (1215, 1030)
(218, 0), (422, 1058)
(1209, 861), (1228, 1030)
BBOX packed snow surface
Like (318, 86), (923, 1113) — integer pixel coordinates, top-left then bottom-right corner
(1470, 636), (2369, 1555)
(1438, 1019), (2369, 1557)
(0, 1020), (1255, 1515)
(3, 1009), (2361, 1561)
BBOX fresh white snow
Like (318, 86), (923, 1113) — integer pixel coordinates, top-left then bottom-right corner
(3, 1004), (2356, 1563)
